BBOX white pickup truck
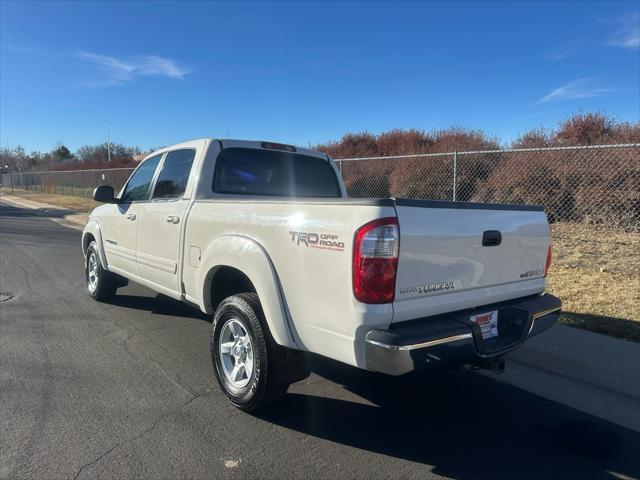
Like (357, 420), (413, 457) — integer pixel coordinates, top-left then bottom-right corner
(83, 139), (561, 411)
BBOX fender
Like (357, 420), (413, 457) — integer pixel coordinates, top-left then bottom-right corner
(197, 234), (297, 349)
(82, 219), (109, 270)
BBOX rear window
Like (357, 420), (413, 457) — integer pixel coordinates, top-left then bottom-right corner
(213, 148), (341, 198)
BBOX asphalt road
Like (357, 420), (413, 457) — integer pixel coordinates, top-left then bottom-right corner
(1, 202), (638, 480)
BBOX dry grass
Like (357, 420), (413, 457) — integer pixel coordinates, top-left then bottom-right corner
(548, 223), (640, 341)
(0, 188), (99, 212)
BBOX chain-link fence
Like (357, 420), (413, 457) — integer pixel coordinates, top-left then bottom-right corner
(1, 167), (135, 199)
(336, 143), (640, 231)
(2, 143), (638, 230)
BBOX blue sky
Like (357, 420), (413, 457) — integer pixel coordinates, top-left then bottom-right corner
(1, 0), (639, 152)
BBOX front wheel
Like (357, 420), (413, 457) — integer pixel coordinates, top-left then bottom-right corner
(85, 241), (118, 301)
(211, 293), (288, 412)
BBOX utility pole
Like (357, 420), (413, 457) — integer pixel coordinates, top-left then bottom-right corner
(106, 120), (112, 163)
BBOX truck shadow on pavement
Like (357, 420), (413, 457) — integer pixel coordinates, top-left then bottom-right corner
(87, 285), (639, 479)
(258, 355), (639, 480)
(109, 293), (210, 321)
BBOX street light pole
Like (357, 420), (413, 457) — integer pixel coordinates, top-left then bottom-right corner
(4, 165), (14, 193)
(106, 120), (112, 163)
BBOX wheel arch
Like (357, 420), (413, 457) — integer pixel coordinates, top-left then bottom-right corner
(208, 266), (257, 312)
(82, 220), (108, 269)
(198, 235), (297, 349)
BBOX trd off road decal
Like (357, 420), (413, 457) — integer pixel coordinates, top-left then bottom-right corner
(289, 231), (345, 252)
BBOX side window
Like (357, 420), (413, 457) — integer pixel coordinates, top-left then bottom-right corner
(121, 155), (162, 202)
(152, 149), (196, 200)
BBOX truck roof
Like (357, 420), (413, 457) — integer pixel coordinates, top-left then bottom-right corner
(148, 138), (330, 161)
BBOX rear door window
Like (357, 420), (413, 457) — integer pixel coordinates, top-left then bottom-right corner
(213, 148), (341, 197)
(152, 149), (196, 200)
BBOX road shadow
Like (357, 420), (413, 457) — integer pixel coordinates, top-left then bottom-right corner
(257, 355), (640, 480)
(0, 201), (78, 219)
(0, 203), (80, 242)
(109, 292), (210, 322)
(561, 311), (639, 342)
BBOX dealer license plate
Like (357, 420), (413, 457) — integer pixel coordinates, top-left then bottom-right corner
(470, 310), (499, 339)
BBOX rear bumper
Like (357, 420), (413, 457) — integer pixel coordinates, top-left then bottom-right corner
(365, 293), (561, 376)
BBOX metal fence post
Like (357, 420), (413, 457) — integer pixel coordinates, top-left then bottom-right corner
(452, 151), (457, 201)
(9, 170), (14, 193)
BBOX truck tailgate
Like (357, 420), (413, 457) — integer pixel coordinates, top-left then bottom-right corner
(392, 199), (550, 323)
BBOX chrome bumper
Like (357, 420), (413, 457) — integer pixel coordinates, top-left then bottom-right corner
(365, 293), (561, 376)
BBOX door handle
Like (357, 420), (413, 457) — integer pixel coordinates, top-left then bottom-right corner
(126, 213), (137, 221)
(166, 215), (180, 224)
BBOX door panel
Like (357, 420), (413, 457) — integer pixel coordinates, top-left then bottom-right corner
(102, 154), (163, 277)
(136, 148), (197, 293)
(137, 200), (189, 290)
(102, 203), (144, 275)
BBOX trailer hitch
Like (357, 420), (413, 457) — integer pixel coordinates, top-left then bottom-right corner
(470, 357), (506, 374)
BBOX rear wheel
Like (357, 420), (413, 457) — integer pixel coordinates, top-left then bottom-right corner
(86, 241), (118, 301)
(211, 293), (289, 412)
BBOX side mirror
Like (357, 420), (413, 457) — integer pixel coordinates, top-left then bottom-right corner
(93, 185), (116, 203)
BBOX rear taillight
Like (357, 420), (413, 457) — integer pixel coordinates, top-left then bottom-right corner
(353, 217), (399, 304)
(544, 245), (552, 277)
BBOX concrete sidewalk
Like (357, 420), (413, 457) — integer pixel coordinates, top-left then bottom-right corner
(0, 193), (89, 231)
(2, 192), (639, 431)
(496, 325), (640, 431)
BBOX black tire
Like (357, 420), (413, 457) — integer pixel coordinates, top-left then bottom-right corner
(85, 241), (118, 301)
(211, 293), (288, 412)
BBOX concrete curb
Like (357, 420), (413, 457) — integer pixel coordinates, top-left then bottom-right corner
(0, 193), (89, 231)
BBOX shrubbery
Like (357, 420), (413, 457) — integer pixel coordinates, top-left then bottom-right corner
(0, 142), (143, 172)
(317, 113), (640, 229)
